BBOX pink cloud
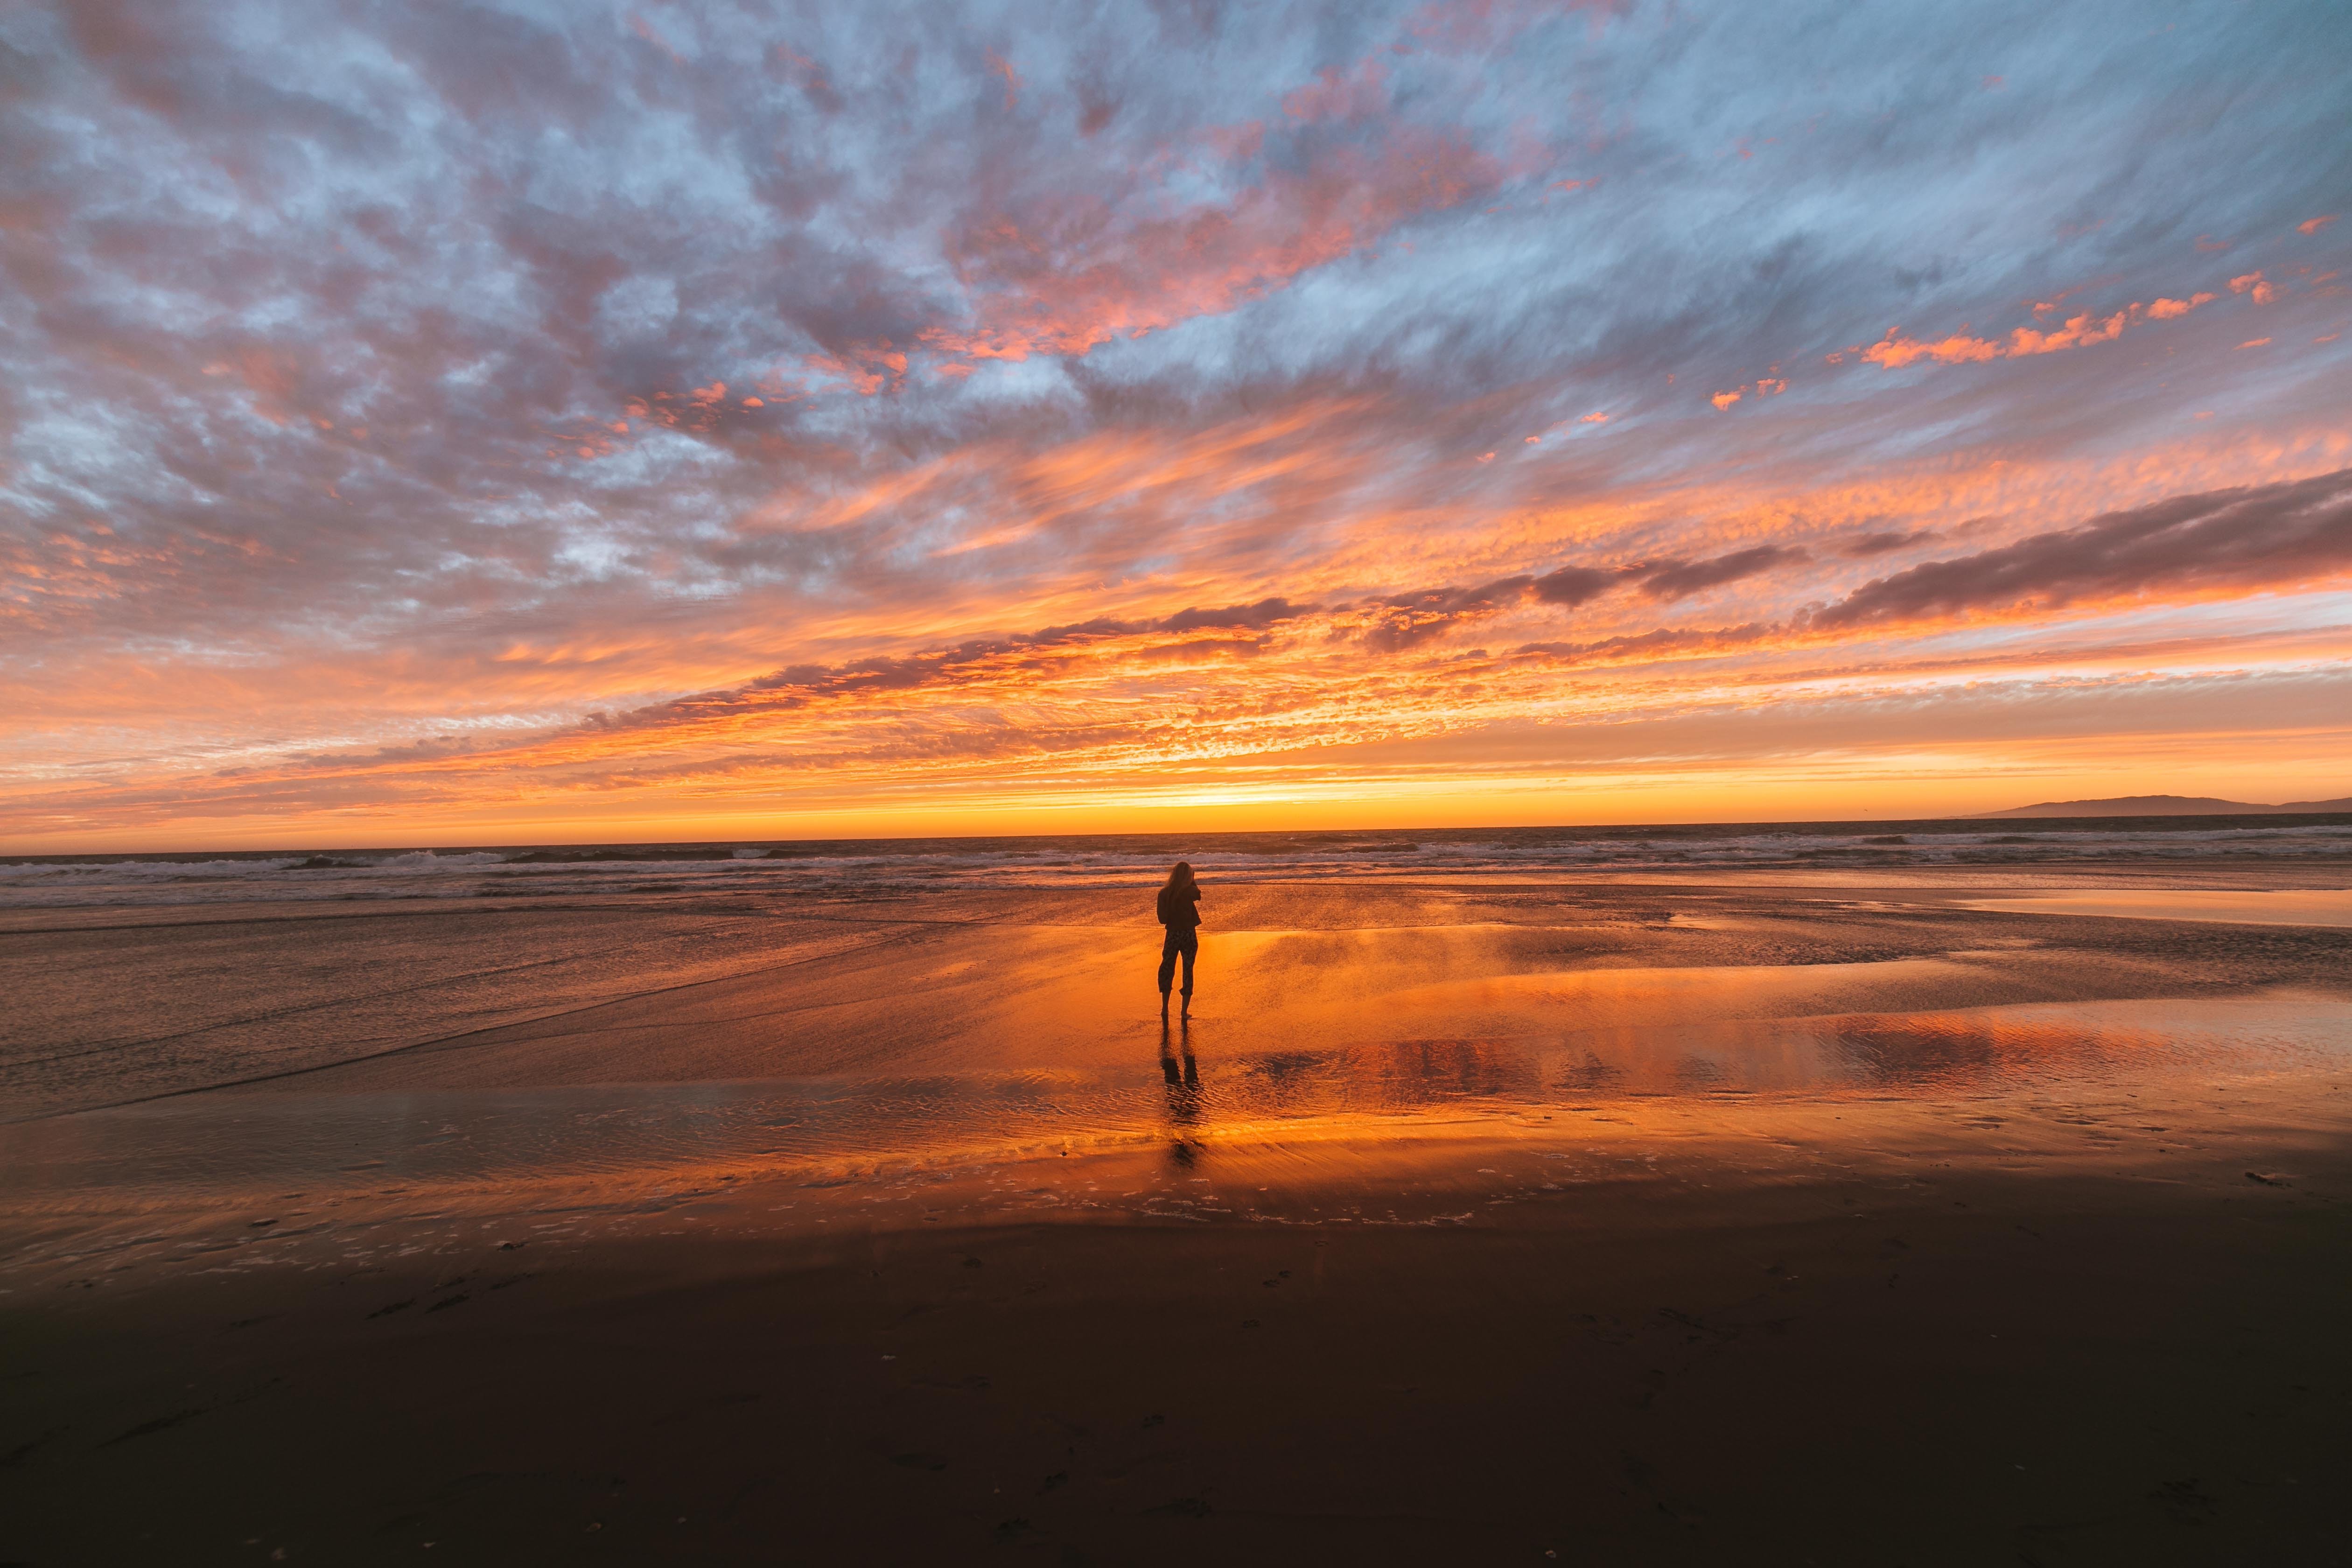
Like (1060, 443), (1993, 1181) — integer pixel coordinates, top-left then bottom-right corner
(985, 48), (1021, 111)
(2299, 215), (2338, 236)
(1200, 121), (1266, 163)
(1282, 58), (1388, 123)
(803, 346), (906, 396)
(919, 126), (1498, 365)
(1404, 0), (1629, 51)
(1579, 411), (1608, 424)
(2237, 338), (2272, 349)
(1711, 390), (1742, 410)
(2230, 271), (2279, 304)
(628, 14), (684, 63)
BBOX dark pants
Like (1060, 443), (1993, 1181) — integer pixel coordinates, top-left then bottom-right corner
(1157, 929), (1197, 996)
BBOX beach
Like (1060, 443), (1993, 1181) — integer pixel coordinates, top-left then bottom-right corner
(3, 823), (2350, 1563)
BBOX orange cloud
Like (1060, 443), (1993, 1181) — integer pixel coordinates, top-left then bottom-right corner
(1712, 378), (1786, 406)
(1864, 288), (2221, 370)
(1862, 329), (1999, 368)
(2004, 308), (2134, 356)
(2299, 215), (2338, 236)
(2230, 271), (2280, 304)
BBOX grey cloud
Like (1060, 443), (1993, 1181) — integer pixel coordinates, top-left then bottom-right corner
(1634, 545), (1808, 601)
(610, 596), (1316, 728)
(1158, 596), (1309, 632)
(1841, 530), (1931, 559)
(1362, 576), (1533, 652)
(1530, 565), (1618, 606)
(1511, 623), (1772, 667)
(1814, 469), (2352, 628)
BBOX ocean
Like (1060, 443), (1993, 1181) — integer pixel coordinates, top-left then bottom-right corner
(7, 813), (2351, 913)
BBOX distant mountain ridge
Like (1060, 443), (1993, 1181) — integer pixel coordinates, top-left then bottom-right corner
(1974, 793), (2352, 819)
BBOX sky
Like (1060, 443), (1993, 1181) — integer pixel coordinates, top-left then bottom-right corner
(3, 0), (2350, 850)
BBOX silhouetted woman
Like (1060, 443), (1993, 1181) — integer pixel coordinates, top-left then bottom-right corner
(1155, 862), (1202, 1015)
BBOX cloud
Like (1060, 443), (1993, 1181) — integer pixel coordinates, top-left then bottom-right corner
(5, 0), (2350, 842)
(1282, 57), (1388, 123)
(1861, 292), (2218, 369)
(1633, 545), (1809, 600)
(2298, 215), (2338, 236)
(1530, 566), (1618, 606)
(1813, 469), (2352, 628)
(917, 119), (1500, 365)
(2229, 271), (2280, 305)
(1841, 530), (1931, 559)
(1157, 597), (1310, 633)
(1360, 576), (1533, 651)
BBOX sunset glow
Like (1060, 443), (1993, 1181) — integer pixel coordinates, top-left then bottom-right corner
(5, 0), (2349, 848)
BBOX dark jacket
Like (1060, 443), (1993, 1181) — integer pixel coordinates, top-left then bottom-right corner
(1156, 884), (1201, 931)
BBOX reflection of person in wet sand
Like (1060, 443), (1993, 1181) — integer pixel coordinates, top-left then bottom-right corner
(1155, 861), (1202, 1016)
(1160, 1014), (1201, 1166)
(1159, 1015), (1199, 1089)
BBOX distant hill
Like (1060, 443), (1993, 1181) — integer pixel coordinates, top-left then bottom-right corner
(1974, 793), (2352, 819)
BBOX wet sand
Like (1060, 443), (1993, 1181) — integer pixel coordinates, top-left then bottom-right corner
(11, 867), (2349, 1115)
(3, 867), (2350, 1563)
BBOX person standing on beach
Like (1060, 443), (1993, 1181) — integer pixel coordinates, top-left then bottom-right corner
(1155, 862), (1202, 1016)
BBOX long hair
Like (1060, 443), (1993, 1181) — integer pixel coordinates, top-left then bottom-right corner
(1164, 861), (1197, 892)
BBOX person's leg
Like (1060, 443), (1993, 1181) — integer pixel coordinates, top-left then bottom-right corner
(1179, 932), (1197, 997)
(1157, 933), (1179, 995)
